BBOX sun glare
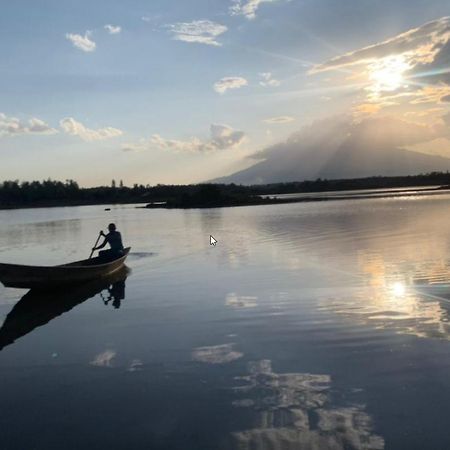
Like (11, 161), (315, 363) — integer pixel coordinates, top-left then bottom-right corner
(369, 55), (410, 93)
(391, 282), (406, 297)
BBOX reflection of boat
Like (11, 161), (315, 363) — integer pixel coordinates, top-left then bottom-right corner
(0, 248), (130, 289)
(0, 267), (128, 351)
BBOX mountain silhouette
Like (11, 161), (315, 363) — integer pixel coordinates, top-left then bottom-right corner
(214, 116), (450, 184)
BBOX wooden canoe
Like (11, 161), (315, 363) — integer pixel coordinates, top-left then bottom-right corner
(0, 247), (130, 289)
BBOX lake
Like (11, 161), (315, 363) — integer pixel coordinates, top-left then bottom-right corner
(1, 194), (450, 449)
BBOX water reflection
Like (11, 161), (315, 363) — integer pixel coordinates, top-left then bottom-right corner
(250, 197), (450, 341)
(225, 292), (258, 309)
(320, 283), (450, 341)
(90, 349), (117, 368)
(192, 343), (243, 364)
(101, 279), (126, 309)
(230, 360), (384, 450)
(0, 218), (82, 264)
(0, 267), (128, 351)
(319, 248), (450, 340)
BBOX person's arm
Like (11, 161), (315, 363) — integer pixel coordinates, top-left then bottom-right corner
(93, 233), (109, 251)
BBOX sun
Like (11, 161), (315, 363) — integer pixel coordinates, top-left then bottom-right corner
(369, 55), (410, 93)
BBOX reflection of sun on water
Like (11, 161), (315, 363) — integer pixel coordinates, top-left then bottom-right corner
(321, 250), (450, 340)
(369, 55), (410, 93)
(391, 281), (406, 297)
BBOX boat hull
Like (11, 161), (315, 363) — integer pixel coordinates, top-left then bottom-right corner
(0, 248), (130, 289)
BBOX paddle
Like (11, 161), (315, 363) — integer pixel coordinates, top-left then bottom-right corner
(89, 231), (103, 259)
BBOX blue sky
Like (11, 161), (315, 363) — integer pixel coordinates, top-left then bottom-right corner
(1, 0), (449, 185)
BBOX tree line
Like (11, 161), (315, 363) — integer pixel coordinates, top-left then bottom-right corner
(1, 172), (450, 208)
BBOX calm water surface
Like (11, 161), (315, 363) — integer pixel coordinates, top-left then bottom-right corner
(2, 196), (450, 449)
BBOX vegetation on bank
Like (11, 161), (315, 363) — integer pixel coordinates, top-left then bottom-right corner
(1, 172), (450, 209)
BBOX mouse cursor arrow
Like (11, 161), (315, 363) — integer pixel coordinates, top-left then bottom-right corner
(210, 235), (217, 246)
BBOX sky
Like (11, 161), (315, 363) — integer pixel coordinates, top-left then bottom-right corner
(1, 0), (449, 186)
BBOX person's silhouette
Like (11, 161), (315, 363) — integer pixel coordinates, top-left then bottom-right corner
(92, 223), (124, 260)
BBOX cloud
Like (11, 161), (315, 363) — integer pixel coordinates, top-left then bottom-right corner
(441, 94), (450, 102)
(0, 113), (57, 137)
(315, 116), (442, 152)
(259, 72), (281, 87)
(312, 16), (450, 112)
(230, 0), (281, 20)
(353, 103), (382, 116)
(104, 24), (121, 34)
(210, 124), (245, 149)
(60, 117), (123, 142)
(214, 76), (248, 94)
(123, 124), (245, 153)
(65, 31), (96, 52)
(254, 115), (448, 160)
(149, 134), (205, 153)
(167, 20), (227, 46)
(313, 16), (450, 73)
(217, 114), (450, 184)
(263, 116), (295, 124)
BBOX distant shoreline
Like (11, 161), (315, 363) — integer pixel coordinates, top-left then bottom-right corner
(0, 200), (149, 211)
(2, 174), (450, 211)
(142, 185), (450, 209)
(2, 185), (448, 212)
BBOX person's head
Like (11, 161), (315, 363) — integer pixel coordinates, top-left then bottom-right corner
(108, 223), (117, 232)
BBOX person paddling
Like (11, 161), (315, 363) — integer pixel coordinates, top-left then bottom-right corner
(92, 223), (124, 259)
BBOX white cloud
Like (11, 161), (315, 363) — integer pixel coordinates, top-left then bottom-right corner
(149, 134), (204, 153)
(123, 124), (245, 153)
(259, 72), (281, 87)
(210, 124), (245, 149)
(230, 0), (281, 20)
(65, 31), (96, 52)
(0, 113), (57, 137)
(312, 16), (450, 109)
(263, 116), (295, 124)
(60, 117), (123, 142)
(104, 24), (121, 34)
(167, 20), (227, 46)
(313, 16), (450, 73)
(214, 76), (248, 94)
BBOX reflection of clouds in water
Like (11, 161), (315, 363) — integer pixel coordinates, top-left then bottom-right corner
(90, 350), (116, 368)
(218, 244), (250, 270)
(192, 343), (243, 364)
(230, 360), (384, 450)
(127, 359), (144, 372)
(234, 360), (329, 410)
(226, 292), (258, 309)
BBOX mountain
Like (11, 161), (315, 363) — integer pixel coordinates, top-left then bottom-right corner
(213, 116), (450, 184)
